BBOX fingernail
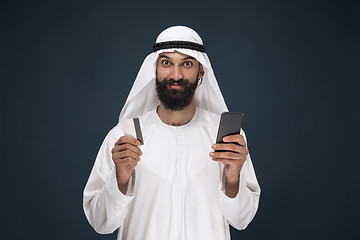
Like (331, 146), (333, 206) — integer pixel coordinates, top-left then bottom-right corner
(212, 144), (217, 149)
(209, 152), (214, 157)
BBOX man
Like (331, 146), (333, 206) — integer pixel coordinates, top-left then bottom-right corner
(83, 26), (260, 240)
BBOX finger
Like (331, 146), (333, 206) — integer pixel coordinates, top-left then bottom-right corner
(115, 135), (140, 146)
(212, 143), (248, 155)
(113, 155), (140, 166)
(117, 149), (141, 161)
(223, 134), (246, 146)
(209, 151), (242, 160)
(211, 157), (246, 166)
(212, 143), (241, 153)
(112, 151), (139, 162)
(112, 143), (142, 156)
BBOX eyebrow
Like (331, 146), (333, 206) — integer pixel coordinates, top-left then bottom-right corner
(158, 54), (196, 61)
(183, 56), (196, 61)
(158, 54), (171, 59)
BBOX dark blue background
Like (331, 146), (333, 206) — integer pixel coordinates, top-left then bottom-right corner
(2, 0), (359, 239)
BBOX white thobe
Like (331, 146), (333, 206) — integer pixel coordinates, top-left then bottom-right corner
(83, 108), (260, 240)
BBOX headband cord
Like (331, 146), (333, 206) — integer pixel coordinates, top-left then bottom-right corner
(153, 41), (206, 53)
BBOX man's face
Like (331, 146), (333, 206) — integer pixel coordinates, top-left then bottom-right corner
(156, 51), (204, 111)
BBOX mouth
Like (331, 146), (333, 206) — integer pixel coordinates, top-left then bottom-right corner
(167, 83), (184, 90)
(169, 85), (183, 90)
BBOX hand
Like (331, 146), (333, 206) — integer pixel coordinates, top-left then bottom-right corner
(209, 134), (248, 183)
(111, 136), (142, 194)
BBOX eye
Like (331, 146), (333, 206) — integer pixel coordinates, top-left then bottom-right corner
(162, 60), (171, 66)
(184, 61), (193, 67)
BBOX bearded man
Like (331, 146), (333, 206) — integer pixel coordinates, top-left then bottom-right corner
(83, 26), (260, 240)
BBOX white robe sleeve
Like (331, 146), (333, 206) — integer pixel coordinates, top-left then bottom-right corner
(83, 125), (136, 234)
(217, 130), (261, 230)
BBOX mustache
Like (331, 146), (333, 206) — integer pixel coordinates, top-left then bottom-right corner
(161, 78), (190, 87)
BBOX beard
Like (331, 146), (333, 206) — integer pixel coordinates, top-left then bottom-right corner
(156, 76), (199, 111)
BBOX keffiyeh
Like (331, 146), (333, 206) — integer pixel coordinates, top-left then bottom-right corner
(119, 26), (228, 121)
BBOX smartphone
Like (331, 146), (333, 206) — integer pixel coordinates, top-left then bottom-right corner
(216, 112), (244, 144)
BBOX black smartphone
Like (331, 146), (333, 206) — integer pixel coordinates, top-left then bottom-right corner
(216, 112), (244, 144)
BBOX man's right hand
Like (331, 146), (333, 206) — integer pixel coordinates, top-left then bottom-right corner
(111, 136), (142, 194)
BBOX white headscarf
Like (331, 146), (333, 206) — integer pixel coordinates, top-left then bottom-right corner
(119, 26), (228, 121)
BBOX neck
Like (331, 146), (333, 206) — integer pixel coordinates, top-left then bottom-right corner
(157, 100), (196, 126)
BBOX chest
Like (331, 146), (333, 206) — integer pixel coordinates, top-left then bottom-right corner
(137, 123), (218, 182)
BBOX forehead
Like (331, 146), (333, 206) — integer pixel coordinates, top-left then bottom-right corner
(157, 51), (198, 61)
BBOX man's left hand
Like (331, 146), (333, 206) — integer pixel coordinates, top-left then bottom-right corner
(209, 134), (248, 183)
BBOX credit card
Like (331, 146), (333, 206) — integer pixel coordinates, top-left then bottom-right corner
(121, 118), (144, 145)
(133, 118), (144, 145)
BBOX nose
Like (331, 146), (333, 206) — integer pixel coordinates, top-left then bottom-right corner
(170, 66), (183, 80)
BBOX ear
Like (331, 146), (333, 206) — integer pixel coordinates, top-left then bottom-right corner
(198, 64), (205, 79)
